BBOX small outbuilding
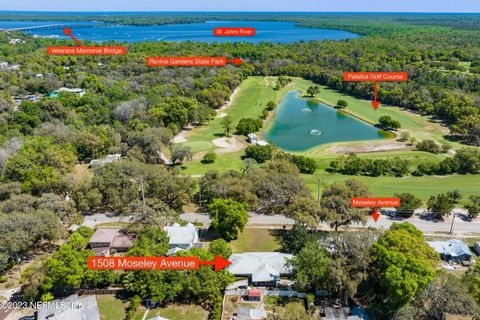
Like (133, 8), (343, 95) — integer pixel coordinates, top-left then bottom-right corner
(247, 289), (262, 301)
(247, 133), (259, 144)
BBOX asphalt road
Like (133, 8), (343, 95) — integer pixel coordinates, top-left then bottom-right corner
(180, 212), (480, 235)
(80, 211), (480, 235)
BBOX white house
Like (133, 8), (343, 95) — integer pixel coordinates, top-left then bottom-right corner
(228, 252), (294, 286)
(88, 154), (122, 168)
(164, 223), (199, 256)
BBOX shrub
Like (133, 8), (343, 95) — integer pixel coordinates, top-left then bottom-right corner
(266, 101), (277, 111)
(0, 276), (7, 283)
(260, 108), (269, 120)
(337, 99), (348, 109)
(201, 152), (217, 164)
(378, 115), (401, 130)
(398, 132), (410, 142)
(291, 155), (317, 174)
(416, 140), (441, 154)
(244, 145), (273, 163)
(236, 118), (263, 136)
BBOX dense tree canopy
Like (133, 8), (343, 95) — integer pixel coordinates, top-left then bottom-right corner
(371, 223), (438, 311)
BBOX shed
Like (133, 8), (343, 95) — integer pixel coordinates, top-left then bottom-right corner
(247, 133), (259, 144)
(247, 289), (262, 301)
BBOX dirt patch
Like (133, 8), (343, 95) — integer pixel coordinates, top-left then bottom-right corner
(192, 151), (208, 161)
(327, 141), (411, 154)
(215, 87), (241, 118)
(213, 136), (245, 154)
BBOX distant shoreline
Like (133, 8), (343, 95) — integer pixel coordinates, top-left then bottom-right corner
(0, 11), (479, 14)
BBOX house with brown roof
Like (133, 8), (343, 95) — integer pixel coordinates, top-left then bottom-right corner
(89, 228), (133, 256)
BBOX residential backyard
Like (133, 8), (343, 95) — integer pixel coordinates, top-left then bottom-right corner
(230, 228), (282, 253)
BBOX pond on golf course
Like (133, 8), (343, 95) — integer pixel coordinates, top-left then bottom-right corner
(264, 90), (391, 152)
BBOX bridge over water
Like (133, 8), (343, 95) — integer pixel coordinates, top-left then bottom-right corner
(1, 24), (97, 32)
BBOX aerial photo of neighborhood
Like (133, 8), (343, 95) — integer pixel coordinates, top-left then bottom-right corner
(0, 0), (480, 319)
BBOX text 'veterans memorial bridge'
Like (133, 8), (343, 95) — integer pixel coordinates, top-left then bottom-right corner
(1, 24), (96, 32)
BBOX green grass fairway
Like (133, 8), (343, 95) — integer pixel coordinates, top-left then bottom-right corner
(304, 173), (480, 205)
(180, 76), (480, 203)
(307, 84), (462, 150)
(230, 228), (281, 253)
(182, 77), (285, 153)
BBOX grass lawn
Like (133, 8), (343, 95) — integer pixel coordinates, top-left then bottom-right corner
(94, 222), (130, 229)
(230, 228), (281, 253)
(147, 304), (208, 320)
(97, 296), (127, 320)
(306, 83), (463, 151)
(181, 76), (294, 154)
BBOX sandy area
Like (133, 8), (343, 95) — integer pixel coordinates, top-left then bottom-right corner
(213, 136), (245, 154)
(172, 125), (193, 143)
(327, 141), (411, 154)
(215, 87), (240, 118)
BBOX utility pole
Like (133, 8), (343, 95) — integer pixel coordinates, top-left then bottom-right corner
(449, 211), (456, 234)
(199, 184), (202, 209)
(140, 175), (146, 205)
(16, 252), (21, 279)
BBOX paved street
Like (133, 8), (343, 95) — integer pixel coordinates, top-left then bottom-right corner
(77, 213), (133, 229)
(79, 211), (480, 235)
(181, 211), (480, 235)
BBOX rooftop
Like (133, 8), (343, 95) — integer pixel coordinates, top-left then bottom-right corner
(164, 223), (198, 246)
(90, 228), (118, 244)
(228, 252), (293, 282)
(428, 239), (472, 258)
(37, 295), (100, 320)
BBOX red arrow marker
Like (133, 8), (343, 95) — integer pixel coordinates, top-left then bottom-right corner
(372, 208), (380, 222)
(64, 28), (84, 47)
(226, 58), (243, 65)
(199, 256), (232, 271)
(372, 80), (380, 110)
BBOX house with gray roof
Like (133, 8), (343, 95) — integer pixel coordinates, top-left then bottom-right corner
(164, 223), (199, 256)
(234, 307), (267, 320)
(37, 294), (99, 320)
(428, 239), (473, 263)
(228, 252), (294, 286)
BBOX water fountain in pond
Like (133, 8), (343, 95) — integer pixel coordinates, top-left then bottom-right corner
(310, 129), (323, 136)
(301, 107), (312, 113)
